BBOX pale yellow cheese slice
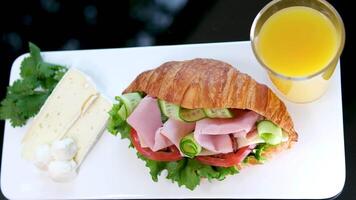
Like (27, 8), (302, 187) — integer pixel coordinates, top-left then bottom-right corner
(22, 69), (99, 161)
(64, 95), (111, 165)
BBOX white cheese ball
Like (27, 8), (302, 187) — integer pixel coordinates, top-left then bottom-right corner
(51, 138), (78, 161)
(34, 144), (52, 171)
(48, 160), (78, 182)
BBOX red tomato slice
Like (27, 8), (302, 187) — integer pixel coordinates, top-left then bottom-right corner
(195, 145), (254, 167)
(130, 129), (183, 162)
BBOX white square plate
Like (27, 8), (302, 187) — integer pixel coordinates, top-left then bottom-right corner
(1, 41), (345, 199)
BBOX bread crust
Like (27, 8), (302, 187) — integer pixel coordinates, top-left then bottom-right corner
(124, 58), (298, 142)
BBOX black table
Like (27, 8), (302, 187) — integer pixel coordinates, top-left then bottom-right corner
(0, 1), (354, 199)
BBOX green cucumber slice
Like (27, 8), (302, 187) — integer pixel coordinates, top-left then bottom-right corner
(203, 108), (233, 118)
(179, 108), (206, 122)
(158, 99), (234, 122)
(158, 100), (181, 121)
(257, 120), (283, 145)
(158, 99), (206, 122)
(116, 92), (142, 118)
(179, 133), (202, 158)
(118, 105), (127, 120)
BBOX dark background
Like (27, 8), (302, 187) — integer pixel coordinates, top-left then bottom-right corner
(0, 0), (354, 199)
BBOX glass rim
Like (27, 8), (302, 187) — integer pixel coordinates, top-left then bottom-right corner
(250, 0), (346, 81)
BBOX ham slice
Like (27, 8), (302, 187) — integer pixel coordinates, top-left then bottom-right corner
(127, 96), (172, 151)
(194, 133), (233, 153)
(152, 128), (173, 151)
(199, 148), (223, 156)
(236, 129), (264, 148)
(193, 110), (260, 154)
(160, 119), (195, 147)
(195, 110), (261, 137)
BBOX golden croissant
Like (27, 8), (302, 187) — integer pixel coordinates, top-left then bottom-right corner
(109, 58), (298, 190)
(124, 58), (298, 145)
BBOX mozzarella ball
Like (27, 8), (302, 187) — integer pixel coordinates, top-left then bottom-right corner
(34, 144), (52, 171)
(48, 160), (77, 182)
(51, 138), (78, 161)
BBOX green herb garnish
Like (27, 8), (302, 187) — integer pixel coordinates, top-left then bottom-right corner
(0, 42), (67, 127)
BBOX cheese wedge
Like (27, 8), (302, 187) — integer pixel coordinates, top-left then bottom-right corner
(64, 95), (111, 164)
(22, 69), (110, 163)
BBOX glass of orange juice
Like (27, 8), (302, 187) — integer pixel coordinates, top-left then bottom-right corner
(251, 0), (345, 103)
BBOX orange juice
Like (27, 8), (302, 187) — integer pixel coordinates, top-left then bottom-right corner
(257, 6), (339, 77)
(252, 5), (344, 103)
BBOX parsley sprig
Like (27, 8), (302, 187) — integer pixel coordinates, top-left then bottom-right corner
(0, 42), (67, 127)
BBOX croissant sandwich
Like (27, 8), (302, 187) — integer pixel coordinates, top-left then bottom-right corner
(108, 58), (298, 190)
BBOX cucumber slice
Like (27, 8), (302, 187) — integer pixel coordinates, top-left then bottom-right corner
(257, 120), (283, 145)
(117, 92), (142, 117)
(118, 105), (127, 120)
(179, 108), (206, 122)
(179, 133), (202, 158)
(204, 108), (233, 118)
(158, 99), (206, 122)
(158, 99), (234, 122)
(121, 93), (142, 111)
(158, 100), (181, 121)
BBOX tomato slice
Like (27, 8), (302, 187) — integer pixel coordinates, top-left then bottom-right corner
(130, 129), (183, 162)
(195, 145), (255, 167)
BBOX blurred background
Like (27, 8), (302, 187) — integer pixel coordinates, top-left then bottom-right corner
(0, 0), (354, 199)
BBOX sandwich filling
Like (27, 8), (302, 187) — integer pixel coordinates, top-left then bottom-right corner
(108, 92), (288, 167)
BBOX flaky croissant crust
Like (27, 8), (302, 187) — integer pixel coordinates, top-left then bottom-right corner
(124, 58), (298, 142)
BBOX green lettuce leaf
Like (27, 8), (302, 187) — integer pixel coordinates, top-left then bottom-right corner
(244, 143), (270, 164)
(137, 152), (239, 190)
(137, 153), (167, 182)
(107, 99), (133, 148)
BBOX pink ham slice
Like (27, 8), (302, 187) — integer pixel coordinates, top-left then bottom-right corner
(199, 149), (219, 156)
(236, 129), (264, 148)
(160, 119), (195, 148)
(194, 134), (233, 153)
(193, 110), (260, 154)
(153, 128), (173, 151)
(195, 110), (261, 137)
(126, 96), (172, 151)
